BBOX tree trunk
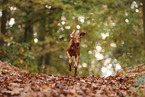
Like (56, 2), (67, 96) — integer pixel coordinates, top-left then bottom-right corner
(24, 23), (33, 42)
(37, 6), (46, 73)
(1, 0), (8, 35)
(0, 0), (8, 47)
(44, 52), (51, 74)
(143, 0), (145, 36)
(23, 1), (33, 43)
(37, 6), (52, 74)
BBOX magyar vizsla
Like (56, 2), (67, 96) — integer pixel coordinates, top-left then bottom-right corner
(66, 29), (87, 76)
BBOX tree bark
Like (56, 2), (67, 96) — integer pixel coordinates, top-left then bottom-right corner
(37, 6), (46, 73)
(37, 6), (52, 74)
(1, 0), (8, 35)
(0, 0), (9, 47)
(143, 0), (145, 37)
(23, 1), (33, 43)
(24, 23), (33, 42)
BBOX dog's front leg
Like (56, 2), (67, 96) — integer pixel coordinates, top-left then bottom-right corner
(74, 55), (79, 67)
(74, 55), (79, 76)
(66, 50), (72, 71)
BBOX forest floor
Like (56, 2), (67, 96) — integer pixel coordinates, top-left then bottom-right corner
(0, 61), (145, 97)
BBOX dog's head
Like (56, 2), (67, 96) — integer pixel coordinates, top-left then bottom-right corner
(70, 29), (86, 48)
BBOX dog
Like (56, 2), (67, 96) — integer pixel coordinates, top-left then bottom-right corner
(66, 29), (86, 76)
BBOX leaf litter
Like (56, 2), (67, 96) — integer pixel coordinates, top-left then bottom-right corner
(0, 61), (145, 97)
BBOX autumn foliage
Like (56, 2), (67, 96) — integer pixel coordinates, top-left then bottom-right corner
(0, 61), (145, 97)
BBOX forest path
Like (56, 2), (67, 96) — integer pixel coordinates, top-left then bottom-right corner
(0, 61), (145, 97)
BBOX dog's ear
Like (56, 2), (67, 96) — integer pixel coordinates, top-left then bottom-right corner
(70, 29), (75, 38)
(80, 31), (87, 38)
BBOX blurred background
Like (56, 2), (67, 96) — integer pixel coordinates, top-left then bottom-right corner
(0, 0), (144, 77)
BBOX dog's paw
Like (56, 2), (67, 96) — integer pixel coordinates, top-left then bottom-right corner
(73, 66), (77, 69)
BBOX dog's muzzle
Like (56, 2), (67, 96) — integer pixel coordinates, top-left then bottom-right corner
(76, 43), (80, 48)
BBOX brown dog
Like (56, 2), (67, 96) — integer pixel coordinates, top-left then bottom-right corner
(66, 29), (86, 76)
